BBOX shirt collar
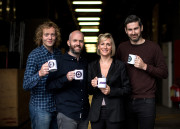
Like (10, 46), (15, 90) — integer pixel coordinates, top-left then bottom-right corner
(64, 52), (82, 61)
(40, 45), (59, 55)
(40, 45), (49, 55)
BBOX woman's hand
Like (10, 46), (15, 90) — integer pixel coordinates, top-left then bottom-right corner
(91, 77), (98, 87)
(100, 85), (110, 95)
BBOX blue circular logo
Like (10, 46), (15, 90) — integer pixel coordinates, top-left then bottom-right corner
(128, 56), (132, 62)
(76, 71), (82, 78)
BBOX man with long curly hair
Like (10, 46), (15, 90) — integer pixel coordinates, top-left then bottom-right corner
(23, 21), (61, 129)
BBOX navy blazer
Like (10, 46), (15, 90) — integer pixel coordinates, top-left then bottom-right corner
(88, 58), (131, 122)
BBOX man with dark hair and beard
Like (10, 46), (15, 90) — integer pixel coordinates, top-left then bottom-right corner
(116, 15), (168, 129)
(46, 30), (90, 129)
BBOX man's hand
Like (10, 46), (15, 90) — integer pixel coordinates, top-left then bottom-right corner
(66, 71), (75, 81)
(134, 55), (147, 70)
(39, 62), (49, 77)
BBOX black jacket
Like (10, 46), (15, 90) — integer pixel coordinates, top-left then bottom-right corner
(88, 59), (131, 122)
(46, 52), (90, 121)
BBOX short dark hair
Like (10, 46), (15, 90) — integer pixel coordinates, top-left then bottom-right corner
(124, 15), (142, 28)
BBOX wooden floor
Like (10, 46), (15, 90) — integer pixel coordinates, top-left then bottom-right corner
(155, 104), (180, 129)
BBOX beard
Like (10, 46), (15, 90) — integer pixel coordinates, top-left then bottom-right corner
(129, 32), (142, 43)
(70, 44), (83, 55)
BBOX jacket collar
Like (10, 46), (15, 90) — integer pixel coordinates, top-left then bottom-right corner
(93, 58), (115, 79)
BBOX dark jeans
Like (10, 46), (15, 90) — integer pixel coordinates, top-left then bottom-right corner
(57, 112), (89, 129)
(91, 106), (123, 129)
(126, 98), (156, 129)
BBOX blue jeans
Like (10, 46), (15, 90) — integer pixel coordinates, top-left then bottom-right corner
(57, 112), (89, 129)
(29, 104), (58, 129)
(126, 98), (156, 129)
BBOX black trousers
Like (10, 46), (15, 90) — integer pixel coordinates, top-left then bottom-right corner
(126, 98), (156, 129)
(91, 106), (123, 129)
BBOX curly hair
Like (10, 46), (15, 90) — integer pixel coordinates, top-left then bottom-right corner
(34, 21), (61, 47)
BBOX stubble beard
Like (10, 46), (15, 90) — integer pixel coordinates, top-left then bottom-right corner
(129, 31), (143, 43)
(70, 45), (83, 55)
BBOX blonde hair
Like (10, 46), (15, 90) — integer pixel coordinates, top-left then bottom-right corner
(97, 33), (116, 57)
(34, 21), (61, 47)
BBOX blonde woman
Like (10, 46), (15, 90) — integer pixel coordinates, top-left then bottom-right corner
(88, 33), (131, 129)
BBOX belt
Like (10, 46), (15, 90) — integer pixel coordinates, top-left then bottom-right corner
(130, 98), (155, 101)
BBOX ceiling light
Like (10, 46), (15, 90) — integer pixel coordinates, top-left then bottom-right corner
(77, 17), (100, 21)
(79, 22), (100, 25)
(80, 29), (99, 32)
(73, 1), (102, 5)
(85, 44), (97, 53)
(75, 9), (102, 12)
(84, 36), (98, 42)
(6, 7), (10, 12)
